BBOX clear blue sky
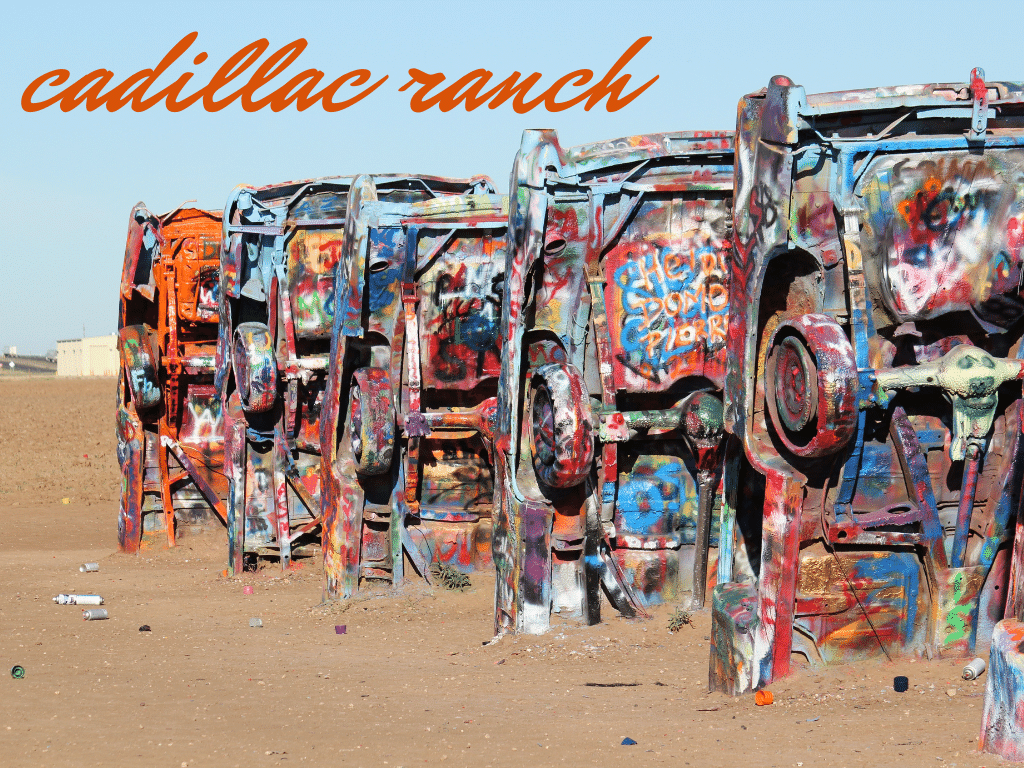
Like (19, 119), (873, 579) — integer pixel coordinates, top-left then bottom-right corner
(2, 0), (1021, 354)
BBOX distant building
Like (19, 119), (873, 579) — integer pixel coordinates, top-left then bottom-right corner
(5, 346), (16, 356)
(57, 334), (118, 377)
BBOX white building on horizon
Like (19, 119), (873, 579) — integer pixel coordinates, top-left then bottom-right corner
(56, 334), (118, 377)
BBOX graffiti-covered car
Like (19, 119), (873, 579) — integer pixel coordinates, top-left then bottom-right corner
(117, 203), (226, 552)
(493, 129), (735, 634)
(218, 175), (491, 575)
(714, 70), (1024, 694)
(319, 187), (505, 598)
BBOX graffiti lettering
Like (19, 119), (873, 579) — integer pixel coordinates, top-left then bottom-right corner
(610, 239), (728, 384)
(292, 286), (335, 335)
(129, 363), (156, 398)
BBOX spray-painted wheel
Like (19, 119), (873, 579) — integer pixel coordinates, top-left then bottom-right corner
(765, 313), (857, 458)
(529, 362), (593, 488)
(350, 367), (395, 475)
(232, 322), (276, 413)
(119, 325), (161, 410)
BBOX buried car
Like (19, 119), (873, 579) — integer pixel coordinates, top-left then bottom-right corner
(319, 188), (505, 598)
(493, 128), (735, 635)
(117, 203), (227, 551)
(218, 174), (491, 575)
(713, 70), (1024, 694)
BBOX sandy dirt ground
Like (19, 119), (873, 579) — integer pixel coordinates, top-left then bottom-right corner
(0, 377), (1006, 767)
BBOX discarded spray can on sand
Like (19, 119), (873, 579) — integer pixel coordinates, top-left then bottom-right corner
(963, 658), (987, 680)
(80, 563), (99, 573)
(53, 594), (104, 605)
(82, 609), (109, 620)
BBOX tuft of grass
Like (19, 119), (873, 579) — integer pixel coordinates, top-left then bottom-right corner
(431, 562), (471, 591)
(667, 607), (693, 633)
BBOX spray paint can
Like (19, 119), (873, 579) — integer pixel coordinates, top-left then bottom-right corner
(82, 608), (109, 621)
(80, 563), (99, 573)
(963, 657), (987, 680)
(53, 594), (104, 605)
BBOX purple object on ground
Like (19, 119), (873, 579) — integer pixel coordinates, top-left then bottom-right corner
(335, 625), (347, 634)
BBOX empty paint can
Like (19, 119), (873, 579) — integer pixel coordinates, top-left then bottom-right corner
(963, 657), (987, 680)
(53, 594), (104, 605)
(82, 608), (109, 621)
(80, 563), (99, 573)
(250, 618), (263, 628)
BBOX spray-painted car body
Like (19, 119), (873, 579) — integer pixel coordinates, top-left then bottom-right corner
(117, 204), (226, 552)
(218, 175), (491, 575)
(493, 129), (735, 635)
(319, 187), (506, 599)
(981, 489), (1024, 760)
(713, 71), (1024, 694)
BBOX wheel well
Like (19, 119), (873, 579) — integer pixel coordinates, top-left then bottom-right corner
(756, 248), (823, 341)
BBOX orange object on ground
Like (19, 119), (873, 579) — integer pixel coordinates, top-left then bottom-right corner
(754, 690), (774, 706)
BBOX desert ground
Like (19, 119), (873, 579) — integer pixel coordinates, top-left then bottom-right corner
(0, 376), (1004, 767)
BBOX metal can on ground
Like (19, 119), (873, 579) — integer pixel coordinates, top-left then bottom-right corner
(80, 563), (99, 573)
(53, 594), (104, 605)
(963, 657), (987, 680)
(82, 608), (109, 621)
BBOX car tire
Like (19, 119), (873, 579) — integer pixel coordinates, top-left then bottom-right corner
(232, 322), (277, 413)
(350, 367), (395, 475)
(119, 325), (161, 410)
(765, 313), (856, 458)
(529, 362), (593, 488)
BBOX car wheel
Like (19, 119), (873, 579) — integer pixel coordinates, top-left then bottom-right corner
(119, 325), (160, 410)
(350, 367), (395, 475)
(232, 322), (277, 413)
(529, 362), (593, 488)
(765, 313), (856, 458)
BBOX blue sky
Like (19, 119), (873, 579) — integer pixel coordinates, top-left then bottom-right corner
(2, 0), (1022, 354)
